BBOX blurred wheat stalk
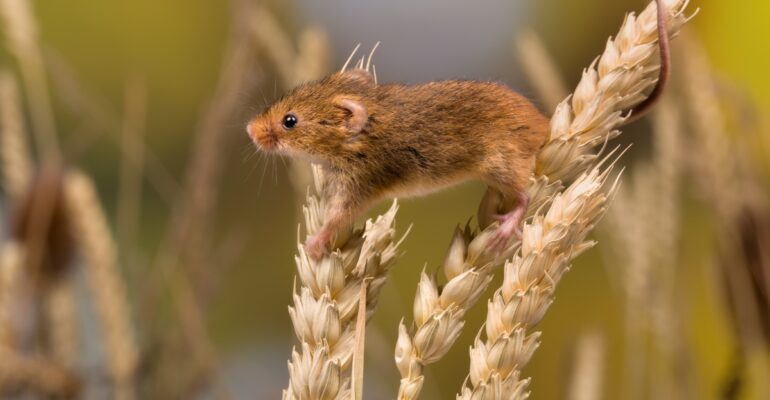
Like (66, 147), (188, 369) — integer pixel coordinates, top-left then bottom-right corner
(679, 34), (770, 399)
(602, 94), (690, 400)
(0, 23), (138, 400)
(0, 0), (248, 397)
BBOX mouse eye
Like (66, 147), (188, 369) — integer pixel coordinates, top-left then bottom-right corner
(282, 113), (298, 129)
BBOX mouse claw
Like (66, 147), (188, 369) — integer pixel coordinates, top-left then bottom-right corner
(488, 227), (516, 252)
(305, 238), (328, 261)
(488, 212), (524, 253)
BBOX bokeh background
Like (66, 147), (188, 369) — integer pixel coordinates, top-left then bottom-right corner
(0, 0), (769, 398)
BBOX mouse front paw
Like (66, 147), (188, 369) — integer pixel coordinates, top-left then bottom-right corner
(304, 230), (331, 260)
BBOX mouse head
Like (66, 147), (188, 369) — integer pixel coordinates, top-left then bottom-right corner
(247, 69), (375, 164)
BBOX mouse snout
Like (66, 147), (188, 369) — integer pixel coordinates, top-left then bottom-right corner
(247, 119), (280, 150)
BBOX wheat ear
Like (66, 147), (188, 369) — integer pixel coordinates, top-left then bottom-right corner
(284, 165), (406, 399)
(63, 170), (138, 400)
(457, 1), (691, 398)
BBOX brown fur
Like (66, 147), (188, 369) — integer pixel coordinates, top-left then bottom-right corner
(248, 69), (549, 257)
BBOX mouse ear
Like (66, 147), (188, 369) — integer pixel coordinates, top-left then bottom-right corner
(334, 96), (368, 134)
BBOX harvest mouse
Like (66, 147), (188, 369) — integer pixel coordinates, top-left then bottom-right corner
(248, 63), (548, 259)
(247, 0), (671, 260)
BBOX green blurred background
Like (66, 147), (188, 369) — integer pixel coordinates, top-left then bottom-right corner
(5, 0), (770, 398)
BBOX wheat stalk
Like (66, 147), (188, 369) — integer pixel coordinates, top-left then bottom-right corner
(454, 1), (691, 398)
(63, 170), (138, 400)
(284, 165), (406, 400)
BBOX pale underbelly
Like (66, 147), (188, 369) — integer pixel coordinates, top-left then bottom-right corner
(383, 171), (478, 198)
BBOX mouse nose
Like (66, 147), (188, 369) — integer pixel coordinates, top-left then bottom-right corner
(246, 120), (279, 150)
(246, 121), (257, 139)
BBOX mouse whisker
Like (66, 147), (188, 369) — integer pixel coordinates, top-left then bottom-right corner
(243, 147), (262, 182)
(241, 146), (255, 163)
(257, 153), (270, 196)
(277, 153), (289, 170)
(272, 157), (279, 185)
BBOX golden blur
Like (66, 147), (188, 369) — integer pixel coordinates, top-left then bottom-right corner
(0, 0), (768, 398)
